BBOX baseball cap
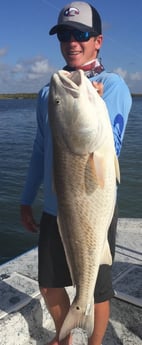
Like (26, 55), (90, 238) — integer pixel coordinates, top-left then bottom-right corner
(49, 2), (102, 36)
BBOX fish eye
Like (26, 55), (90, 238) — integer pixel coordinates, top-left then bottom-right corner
(56, 98), (61, 104)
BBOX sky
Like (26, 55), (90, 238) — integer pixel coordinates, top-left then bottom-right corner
(0, 0), (142, 93)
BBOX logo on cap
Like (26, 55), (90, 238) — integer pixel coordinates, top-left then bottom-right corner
(64, 7), (79, 17)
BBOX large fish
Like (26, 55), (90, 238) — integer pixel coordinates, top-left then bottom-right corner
(48, 69), (120, 341)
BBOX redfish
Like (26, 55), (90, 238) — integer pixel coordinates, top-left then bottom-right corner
(48, 69), (120, 341)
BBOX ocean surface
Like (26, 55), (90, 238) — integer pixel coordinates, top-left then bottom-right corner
(0, 96), (142, 265)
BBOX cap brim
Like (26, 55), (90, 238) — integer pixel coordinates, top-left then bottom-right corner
(49, 22), (93, 35)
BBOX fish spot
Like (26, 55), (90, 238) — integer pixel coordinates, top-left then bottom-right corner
(76, 305), (81, 311)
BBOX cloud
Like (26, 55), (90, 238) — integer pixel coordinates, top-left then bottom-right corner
(130, 71), (142, 81)
(28, 58), (51, 79)
(0, 55), (142, 94)
(113, 67), (142, 93)
(12, 63), (23, 73)
(113, 67), (128, 79)
(0, 47), (8, 57)
(0, 55), (56, 93)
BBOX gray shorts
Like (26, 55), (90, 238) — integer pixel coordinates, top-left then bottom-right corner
(38, 205), (118, 303)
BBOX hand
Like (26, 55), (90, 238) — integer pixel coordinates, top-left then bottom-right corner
(20, 205), (39, 233)
(92, 81), (103, 96)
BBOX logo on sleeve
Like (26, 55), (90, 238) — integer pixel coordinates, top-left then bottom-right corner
(113, 114), (124, 156)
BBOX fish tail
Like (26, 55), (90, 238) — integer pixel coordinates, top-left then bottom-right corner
(59, 300), (94, 341)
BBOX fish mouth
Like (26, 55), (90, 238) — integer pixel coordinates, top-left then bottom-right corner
(58, 70), (84, 92)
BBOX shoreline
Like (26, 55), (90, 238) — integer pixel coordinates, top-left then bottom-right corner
(0, 93), (142, 100)
(0, 93), (37, 99)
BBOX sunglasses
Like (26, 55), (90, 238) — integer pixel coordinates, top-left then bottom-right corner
(57, 29), (96, 42)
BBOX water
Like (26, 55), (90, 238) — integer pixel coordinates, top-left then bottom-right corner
(0, 96), (142, 264)
(118, 96), (142, 217)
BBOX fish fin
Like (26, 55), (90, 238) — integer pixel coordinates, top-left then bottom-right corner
(89, 152), (105, 188)
(89, 153), (96, 178)
(100, 239), (112, 265)
(59, 299), (94, 341)
(114, 155), (121, 183)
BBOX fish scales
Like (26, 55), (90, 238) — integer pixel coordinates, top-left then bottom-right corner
(48, 69), (119, 341)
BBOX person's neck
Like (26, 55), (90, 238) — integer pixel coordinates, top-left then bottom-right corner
(81, 58), (97, 67)
(68, 58), (98, 71)
(63, 58), (105, 77)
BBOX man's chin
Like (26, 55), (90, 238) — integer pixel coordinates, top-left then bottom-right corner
(68, 63), (82, 69)
(66, 58), (82, 69)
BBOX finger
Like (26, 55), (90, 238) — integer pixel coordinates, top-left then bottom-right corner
(92, 81), (98, 90)
(92, 81), (103, 96)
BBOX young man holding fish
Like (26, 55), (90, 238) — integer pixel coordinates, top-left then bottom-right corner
(21, 2), (132, 345)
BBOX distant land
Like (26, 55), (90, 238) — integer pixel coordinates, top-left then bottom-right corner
(0, 92), (142, 99)
(0, 93), (37, 99)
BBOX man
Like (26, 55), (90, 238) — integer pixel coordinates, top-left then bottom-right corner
(21, 2), (132, 345)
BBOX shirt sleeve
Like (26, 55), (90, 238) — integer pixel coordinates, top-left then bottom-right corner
(21, 89), (46, 205)
(101, 73), (132, 156)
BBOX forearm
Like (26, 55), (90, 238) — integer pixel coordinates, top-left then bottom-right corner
(21, 149), (44, 205)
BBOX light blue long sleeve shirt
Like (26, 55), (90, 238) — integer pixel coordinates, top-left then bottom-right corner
(21, 71), (132, 215)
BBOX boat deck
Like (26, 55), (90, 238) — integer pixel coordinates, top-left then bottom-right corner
(0, 218), (142, 345)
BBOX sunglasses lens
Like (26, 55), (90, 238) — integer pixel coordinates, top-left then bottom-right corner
(76, 31), (91, 41)
(57, 30), (93, 42)
(57, 31), (70, 42)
